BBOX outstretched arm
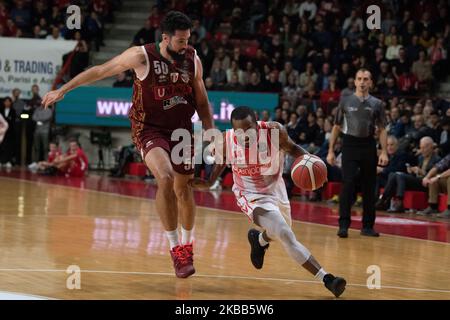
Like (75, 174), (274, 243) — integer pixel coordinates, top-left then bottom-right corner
(189, 132), (227, 189)
(42, 46), (146, 108)
(192, 54), (214, 130)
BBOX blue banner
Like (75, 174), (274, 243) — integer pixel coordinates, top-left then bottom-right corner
(56, 87), (279, 130)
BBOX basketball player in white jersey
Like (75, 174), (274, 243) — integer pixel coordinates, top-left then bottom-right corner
(190, 106), (347, 297)
(0, 113), (8, 144)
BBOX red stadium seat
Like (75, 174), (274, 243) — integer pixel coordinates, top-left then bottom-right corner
(126, 162), (147, 177)
(222, 172), (233, 188)
(402, 191), (428, 210)
(321, 182), (342, 200)
(438, 193), (448, 212)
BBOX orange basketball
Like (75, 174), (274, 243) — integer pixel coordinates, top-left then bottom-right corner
(291, 154), (328, 191)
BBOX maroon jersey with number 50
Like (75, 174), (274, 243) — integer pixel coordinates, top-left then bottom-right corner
(129, 43), (197, 133)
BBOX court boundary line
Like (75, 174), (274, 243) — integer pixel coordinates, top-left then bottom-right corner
(1, 176), (448, 246)
(0, 268), (449, 295)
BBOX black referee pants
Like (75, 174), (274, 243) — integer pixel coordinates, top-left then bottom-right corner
(339, 135), (378, 230)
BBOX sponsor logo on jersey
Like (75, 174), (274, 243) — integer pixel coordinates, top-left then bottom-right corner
(153, 85), (193, 100)
(232, 163), (271, 176)
(163, 96), (188, 110)
(158, 75), (167, 82)
(170, 72), (179, 83)
(181, 73), (190, 83)
(156, 87), (165, 99)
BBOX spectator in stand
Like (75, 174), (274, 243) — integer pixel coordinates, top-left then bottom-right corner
(263, 71), (283, 93)
(315, 62), (332, 92)
(46, 26), (62, 40)
(283, 74), (303, 107)
(191, 17), (206, 43)
(202, 0), (219, 31)
(419, 154), (450, 217)
(29, 85), (51, 163)
(211, 47), (230, 76)
(10, 0), (31, 31)
(133, 20), (155, 46)
(375, 136), (409, 199)
(429, 37), (448, 81)
(298, 62), (317, 91)
(341, 77), (355, 97)
(412, 50), (433, 90)
(299, 0), (317, 21)
(69, 31), (89, 78)
(196, 39), (214, 78)
(148, 5), (164, 29)
(297, 112), (322, 154)
(280, 109), (290, 125)
(245, 72), (264, 92)
(224, 74), (244, 91)
(397, 69), (419, 96)
(376, 136), (441, 212)
(418, 29), (435, 49)
(386, 35), (403, 60)
(392, 48), (411, 80)
(342, 9), (363, 36)
(210, 60), (227, 90)
(85, 11), (104, 51)
(320, 75), (341, 114)
(0, 113), (7, 145)
(226, 60), (244, 85)
(260, 110), (271, 122)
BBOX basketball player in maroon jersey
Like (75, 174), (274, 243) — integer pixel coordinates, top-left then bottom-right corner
(190, 106), (346, 297)
(42, 12), (214, 278)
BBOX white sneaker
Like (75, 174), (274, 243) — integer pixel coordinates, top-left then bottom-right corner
(28, 162), (38, 171)
(209, 179), (222, 191)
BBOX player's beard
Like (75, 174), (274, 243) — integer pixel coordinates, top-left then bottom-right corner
(167, 43), (186, 63)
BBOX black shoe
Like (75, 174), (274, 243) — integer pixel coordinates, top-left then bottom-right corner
(247, 229), (269, 269)
(337, 228), (348, 238)
(360, 228), (380, 237)
(324, 274), (346, 298)
(375, 198), (389, 211)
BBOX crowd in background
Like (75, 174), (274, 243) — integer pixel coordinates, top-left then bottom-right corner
(1, 0), (449, 213)
(0, 0), (121, 78)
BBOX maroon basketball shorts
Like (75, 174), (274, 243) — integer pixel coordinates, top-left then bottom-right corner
(131, 122), (194, 175)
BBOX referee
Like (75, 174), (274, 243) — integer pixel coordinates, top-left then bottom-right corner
(327, 68), (388, 238)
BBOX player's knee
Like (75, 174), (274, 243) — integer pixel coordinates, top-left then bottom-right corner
(174, 184), (192, 202)
(278, 226), (295, 244)
(156, 172), (175, 191)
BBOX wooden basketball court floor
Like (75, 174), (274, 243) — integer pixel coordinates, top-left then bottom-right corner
(0, 170), (449, 300)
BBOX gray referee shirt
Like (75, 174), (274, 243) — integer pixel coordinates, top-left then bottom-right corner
(334, 94), (386, 138)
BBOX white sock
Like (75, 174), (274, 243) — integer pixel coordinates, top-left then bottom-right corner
(181, 226), (194, 245)
(314, 268), (328, 281)
(258, 232), (269, 247)
(165, 229), (179, 249)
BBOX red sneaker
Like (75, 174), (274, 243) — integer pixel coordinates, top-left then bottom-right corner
(170, 245), (195, 278)
(183, 243), (194, 265)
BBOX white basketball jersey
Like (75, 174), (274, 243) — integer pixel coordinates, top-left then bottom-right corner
(225, 121), (287, 198)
